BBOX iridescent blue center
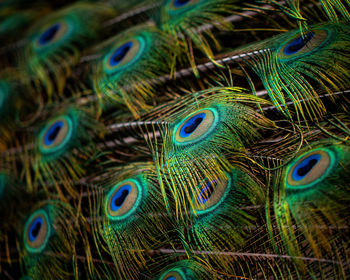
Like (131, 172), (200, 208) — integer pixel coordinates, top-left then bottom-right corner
(173, 0), (191, 7)
(44, 120), (64, 146)
(292, 154), (321, 181)
(284, 32), (314, 55)
(28, 217), (43, 242)
(110, 185), (131, 211)
(180, 113), (205, 138)
(38, 23), (60, 46)
(198, 180), (217, 204)
(109, 41), (133, 67)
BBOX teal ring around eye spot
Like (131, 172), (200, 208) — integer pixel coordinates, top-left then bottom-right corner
(285, 147), (336, 191)
(38, 115), (74, 155)
(194, 174), (231, 215)
(166, 0), (205, 16)
(24, 209), (51, 254)
(159, 267), (187, 280)
(33, 19), (74, 52)
(174, 108), (219, 146)
(105, 178), (143, 221)
(277, 28), (332, 62)
(103, 35), (146, 75)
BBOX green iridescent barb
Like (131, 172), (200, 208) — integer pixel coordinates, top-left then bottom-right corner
(0, 8), (49, 44)
(90, 162), (176, 280)
(266, 0), (350, 35)
(179, 167), (265, 272)
(91, 24), (176, 117)
(143, 87), (274, 215)
(154, 260), (215, 280)
(156, 0), (245, 72)
(0, 173), (28, 239)
(21, 201), (80, 280)
(240, 22), (350, 123)
(23, 106), (105, 197)
(269, 139), (350, 274)
(18, 3), (112, 97)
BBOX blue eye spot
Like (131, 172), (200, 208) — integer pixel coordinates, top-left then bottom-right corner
(292, 154), (321, 181)
(110, 185), (132, 211)
(180, 113), (206, 138)
(28, 217), (43, 242)
(284, 32), (314, 55)
(44, 120), (64, 146)
(198, 180), (217, 204)
(173, 0), (191, 7)
(109, 41), (133, 67)
(38, 23), (60, 46)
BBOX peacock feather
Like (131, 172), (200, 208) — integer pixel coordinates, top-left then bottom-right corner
(17, 2), (113, 98)
(155, 0), (252, 73)
(236, 22), (350, 123)
(269, 139), (350, 271)
(4, 104), (106, 198)
(152, 259), (215, 280)
(89, 162), (178, 279)
(266, 0), (350, 35)
(19, 199), (84, 280)
(142, 87), (274, 215)
(177, 164), (266, 273)
(1, 0), (350, 279)
(89, 24), (177, 117)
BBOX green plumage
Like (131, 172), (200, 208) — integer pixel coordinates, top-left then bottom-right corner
(239, 22), (350, 122)
(156, 0), (244, 70)
(90, 162), (176, 279)
(20, 200), (80, 280)
(1, 0), (350, 279)
(178, 166), (265, 273)
(153, 260), (215, 280)
(18, 3), (112, 97)
(143, 87), (274, 215)
(267, 0), (350, 35)
(268, 138), (350, 277)
(15, 105), (105, 198)
(90, 24), (176, 117)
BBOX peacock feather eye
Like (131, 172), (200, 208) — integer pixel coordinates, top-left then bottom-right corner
(278, 29), (330, 61)
(174, 108), (219, 145)
(285, 148), (335, 191)
(167, 0), (202, 14)
(157, 261), (211, 280)
(159, 268), (188, 280)
(23, 209), (51, 254)
(33, 21), (72, 51)
(105, 178), (143, 221)
(194, 175), (230, 214)
(38, 115), (74, 155)
(19, 3), (111, 97)
(103, 36), (146, 75)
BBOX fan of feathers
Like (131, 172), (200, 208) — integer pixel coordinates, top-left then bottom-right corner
(1, 0), (350, 279)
